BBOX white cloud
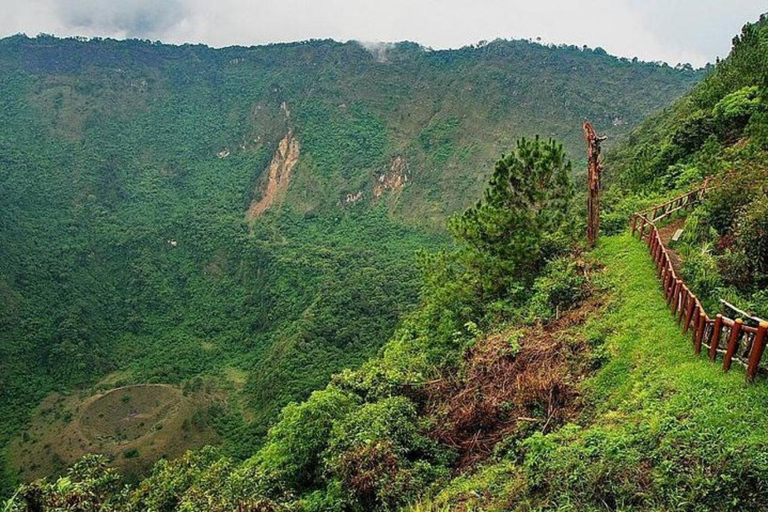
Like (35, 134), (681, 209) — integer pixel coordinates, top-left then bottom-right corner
(0, 0), (765, 66)
(53, 0), (188, 39)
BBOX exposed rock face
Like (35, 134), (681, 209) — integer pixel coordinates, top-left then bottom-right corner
(345, 191), (364, 204)
(374, 156), (408, 199)
(246, 130), (300, 220)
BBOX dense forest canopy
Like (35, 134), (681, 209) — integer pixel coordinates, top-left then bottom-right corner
(0, 32), (704, 498)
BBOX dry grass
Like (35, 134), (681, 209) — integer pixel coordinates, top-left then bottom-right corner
(425, 292), (606, 469)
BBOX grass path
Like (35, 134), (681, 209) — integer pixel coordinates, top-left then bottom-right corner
(590, 233), (768, 433)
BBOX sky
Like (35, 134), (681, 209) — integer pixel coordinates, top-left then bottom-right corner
(1, 0), (765, 67)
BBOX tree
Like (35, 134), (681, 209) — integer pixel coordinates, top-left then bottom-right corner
(449, 136), (575, 305)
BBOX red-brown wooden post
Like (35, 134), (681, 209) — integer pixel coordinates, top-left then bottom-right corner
(638, 217), (646, 240)
(670, 279), (682, 310)
(746, 322), (768, 382)
(694, 312), (707, 354)
(723, 319), (744, 372)
(689, 304), (700, 340)
(631, 214), (638, 235)
(710, 314), (723, 361)
(683, 296), (696, 334)
(665, 273), (672, 302)
(678, 289), (689, 325)
(669, 278), (677, 307)
(663, 265), (673, 298)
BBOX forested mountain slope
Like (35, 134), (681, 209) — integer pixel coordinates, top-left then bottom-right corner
(0, 34), (702, 493)
(603, 13), (768, 319)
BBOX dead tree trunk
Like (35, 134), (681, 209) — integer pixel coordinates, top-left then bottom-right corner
(583, 122), (605, 247)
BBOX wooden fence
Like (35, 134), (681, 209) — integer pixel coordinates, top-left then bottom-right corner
(630, 186), (768, 382)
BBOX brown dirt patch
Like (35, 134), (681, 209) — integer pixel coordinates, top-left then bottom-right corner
(657, 217), (686, 274)
(246, 130), (300, 220)
(425, 291), (606, 469)
(373, 156), (408, 199)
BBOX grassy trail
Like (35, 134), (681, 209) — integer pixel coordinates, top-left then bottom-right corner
(590, 232), (768, 424)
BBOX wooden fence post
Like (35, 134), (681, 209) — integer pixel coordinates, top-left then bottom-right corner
(663, 266), (673, 298)
(710, 314), (723, 361)
(746, 322), (768, 382)
(683, 296), (696, 334)
(631, 214), (638, 235)
(671, 279), (682, 310)
(694, 312), (707, 354)
(723, 319), (744, 372)
(678, 289), (689, 325)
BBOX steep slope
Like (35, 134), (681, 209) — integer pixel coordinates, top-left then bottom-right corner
(246, 130), (300, 220)
(413, 234), (768, 511)
(0, 34), (702, 492)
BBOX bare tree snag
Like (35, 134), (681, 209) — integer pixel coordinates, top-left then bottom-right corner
(583, 122), (606, 247)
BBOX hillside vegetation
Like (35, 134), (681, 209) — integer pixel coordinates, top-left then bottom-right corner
(604, 14), (768, 319)
(0, 33), (702, 494)
(5, 13), (767, 511)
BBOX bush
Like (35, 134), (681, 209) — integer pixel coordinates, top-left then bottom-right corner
(601, 187), (665, 236)
(733, 194), (768, 289)
(324, 397), (451, 511)
(713, 86), (763, 138)
(527, 257), (586, 322)
(671, 110), (716, 154)
(253, 386), (361, 493)
(680, 244), (723, 311)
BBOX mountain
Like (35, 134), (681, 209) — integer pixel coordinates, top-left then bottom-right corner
(0, 33), (702, 493)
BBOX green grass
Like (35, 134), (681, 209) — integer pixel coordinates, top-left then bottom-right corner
(412, 233), (768, 511)
(589, 233), (768, 428)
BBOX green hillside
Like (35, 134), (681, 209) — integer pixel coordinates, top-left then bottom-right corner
(5, 12), (768, 509)
(0, 32), (702, 493)
(604, 14), (768, 319)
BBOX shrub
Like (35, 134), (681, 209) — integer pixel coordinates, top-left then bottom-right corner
(325, 397), (451, 511)
(527, 257), (586, 322)
(733, 194), (768, 289)
(8, 455), (125, 512)
(601, 187), (665, 236)
(671, 110), (716, 154)
(713, 85), (763, 137)
(253, 386), (361, 493)
(680, 244), (724, 311)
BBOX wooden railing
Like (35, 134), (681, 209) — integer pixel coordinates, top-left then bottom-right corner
(630, 186), (768, 382)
